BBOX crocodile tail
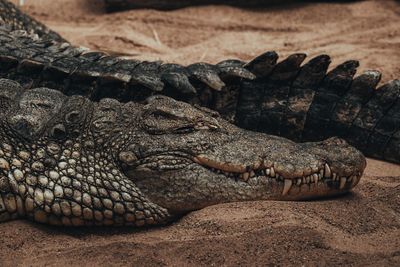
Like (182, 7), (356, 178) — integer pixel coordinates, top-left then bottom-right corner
(234, 52), (400, 163)
(0, 0), (65, 42)
(0, 27), (255, 103)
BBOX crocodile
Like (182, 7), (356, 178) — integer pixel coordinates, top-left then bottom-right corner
(0, 26), (399, 164)
(0, 0), (395, 227)
(0, 78), (365, 226)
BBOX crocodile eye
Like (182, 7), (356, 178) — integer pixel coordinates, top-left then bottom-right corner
(29, 101), (53, 110)
(143, 109), (196, 134)
(143, 95), (220, 134)
(37, 102), (53, 109)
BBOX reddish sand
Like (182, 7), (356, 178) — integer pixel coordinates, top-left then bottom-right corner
(1, 1), (400, 266)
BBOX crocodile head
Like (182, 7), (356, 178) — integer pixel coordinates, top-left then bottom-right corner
(1, 82), (366, 225)
(120, 96), (366, 213)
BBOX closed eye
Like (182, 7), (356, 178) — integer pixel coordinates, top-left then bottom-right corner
(37, 103), (54, 109)
(29, 101), (54, 109)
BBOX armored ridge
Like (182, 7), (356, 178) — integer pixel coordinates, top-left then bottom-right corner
(0, 0), (65, 42)
(0, 79), (366, 226)
(0, 26), (399, 163)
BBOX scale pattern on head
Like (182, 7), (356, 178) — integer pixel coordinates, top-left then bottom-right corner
(0, 79), (171, 226)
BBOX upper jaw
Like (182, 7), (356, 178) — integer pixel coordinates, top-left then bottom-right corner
(191, 136), (366, 198)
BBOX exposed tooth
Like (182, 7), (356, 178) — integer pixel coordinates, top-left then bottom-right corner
(306, 176), (311, 184)
(332, 173), (337, 181)
(266, 168), (271, 176)
(250, 170), (255, 178)
(339, 177), (347, 190)
(242, 172), (250, 182)
(302, 177), (306, 184)
(324, 164), (331, 178)
(282, 179), (293, 196)
(296, 178), (302, 186)
(313, 174), (319, 183)
(270, 167), (275, 177)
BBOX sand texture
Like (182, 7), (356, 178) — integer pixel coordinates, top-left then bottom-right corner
(1, 0), (400, 266)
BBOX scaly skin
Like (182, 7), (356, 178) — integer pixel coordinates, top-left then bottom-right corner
(0, 0), (65, 42)
(0, 26), (399, 163)
(0, 79), (365, 226)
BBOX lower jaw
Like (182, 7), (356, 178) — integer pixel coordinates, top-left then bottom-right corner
(255, 177), (360, 201)
(273, 186), (352, 201)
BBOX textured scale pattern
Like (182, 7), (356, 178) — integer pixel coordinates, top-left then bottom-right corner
(237, 52), (400, 163)
(0, 0), (65, 42)
(0, 26), (398, 163)
(0, 83), (171, 226)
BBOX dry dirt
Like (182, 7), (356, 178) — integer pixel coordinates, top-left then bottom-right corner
(1, 0), (400, 266)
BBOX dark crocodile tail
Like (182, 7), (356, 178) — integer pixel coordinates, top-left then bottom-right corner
(236, 53), (400, 164)
(0, 0), (65, 42)
(0, 27), (398, 163)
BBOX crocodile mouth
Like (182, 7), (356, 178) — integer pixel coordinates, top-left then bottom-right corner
(193, 155), (362, 198)
(122, 151), (363, 199)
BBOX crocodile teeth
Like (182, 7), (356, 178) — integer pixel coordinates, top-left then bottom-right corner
(296, 178), (302, 186)
(266, 168), (271, 176)
(270, 167), (276, 177)
(242, 172), (250, 182)
(340, 177), (347, 190)
(324, 163), (331, 178)
(250, 170), (255, 178)
(282, 179), (292, 196)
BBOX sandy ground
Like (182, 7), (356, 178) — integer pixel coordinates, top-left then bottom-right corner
(1, 0), (400, 266)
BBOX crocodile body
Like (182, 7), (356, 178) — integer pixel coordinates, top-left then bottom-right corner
(0, 26), (399, 164)
(0, 79), (365, 226)
(0, 0), (397, 226)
